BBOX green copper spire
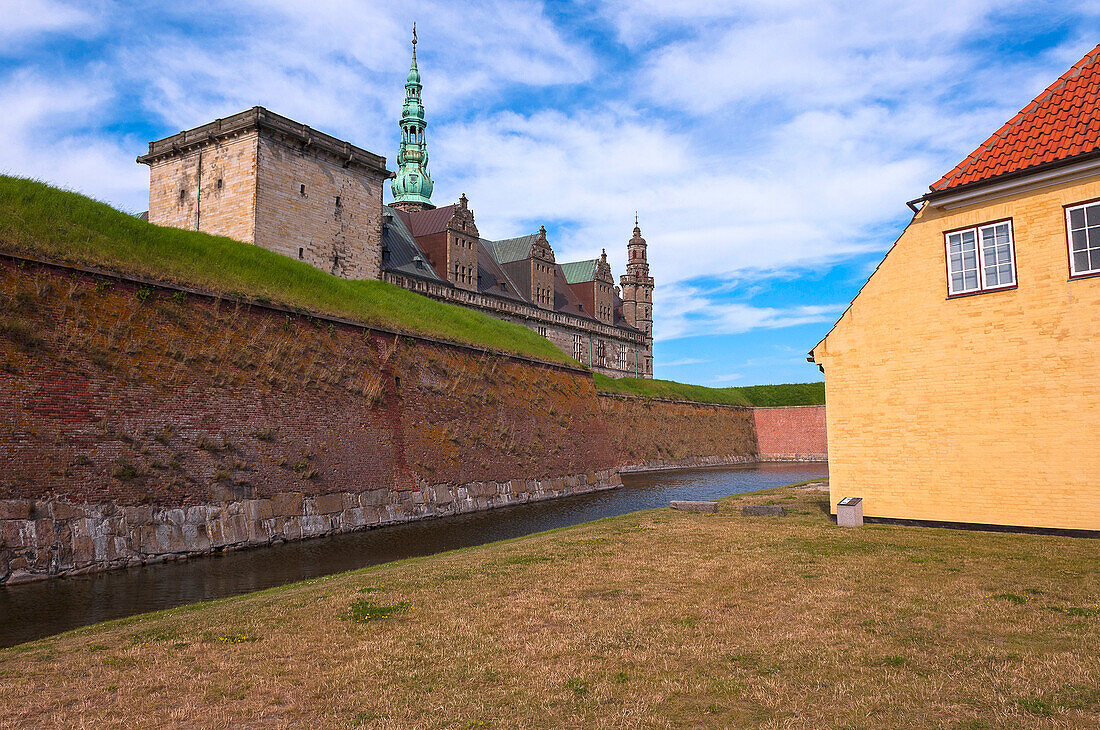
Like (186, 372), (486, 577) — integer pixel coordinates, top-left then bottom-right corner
(391, 23), (434, 210)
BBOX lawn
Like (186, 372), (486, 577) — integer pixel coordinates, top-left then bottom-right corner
(594, 374), (825, 407)
(0, 175), (574, 367)
(3, 482), (1097, 729)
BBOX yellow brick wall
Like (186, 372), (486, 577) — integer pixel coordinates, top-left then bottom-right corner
(146, 132), (258, 243)
(813, 174), (1100, 531)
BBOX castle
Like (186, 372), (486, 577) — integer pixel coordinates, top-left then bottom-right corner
(137, 31), (654, 378)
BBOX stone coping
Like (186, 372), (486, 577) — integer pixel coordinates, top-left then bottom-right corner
(137, 106), (388, 176)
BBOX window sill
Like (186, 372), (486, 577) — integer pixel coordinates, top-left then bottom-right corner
(946, 284), (1018, 300)
(1069, 270), (1100, 281)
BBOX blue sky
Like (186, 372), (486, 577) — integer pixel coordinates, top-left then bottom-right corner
(2, 1), (1098, 386)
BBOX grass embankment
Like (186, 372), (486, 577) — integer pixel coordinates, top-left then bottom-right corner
(4, 483), (1098, 729)
(0, 176), (574, 366)
(594, 373), (825, 407)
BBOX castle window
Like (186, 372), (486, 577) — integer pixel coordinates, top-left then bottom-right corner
(945, 220), (1016, 296)
(299, 184), (306, 196)
(179, 188), (186, 201)
(298, 247), (304, 259)
(216, 178), (223, 190)
(573, 334), (583, 361)
(335, 195), (341, 207)
(1067, 201), (1100, 277)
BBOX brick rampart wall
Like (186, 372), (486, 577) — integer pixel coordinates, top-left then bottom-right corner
(598, 394), (758, 470)
(0, 259), (789, 582)
(752, 406), (827, 461)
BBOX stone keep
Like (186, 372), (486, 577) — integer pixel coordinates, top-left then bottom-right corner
(138, 107), (389, 281)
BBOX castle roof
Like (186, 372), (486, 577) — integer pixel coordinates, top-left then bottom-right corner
(381, 206), (443, 281)
(476, 241), (528, 303)
(560, 259), (598, 284)
(931, 43), (1100, 193)
(399, 204), (456, 237)
(487, 234), (541, 264)
(553, 264), (593, 318)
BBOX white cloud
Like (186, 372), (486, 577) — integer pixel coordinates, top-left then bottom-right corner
(0, 0), (97, 45)
(1, 0), (1095, 342)
(655, 280), (845, 341)
(662, 358), (709, 367)
(0, 71), (146, 210)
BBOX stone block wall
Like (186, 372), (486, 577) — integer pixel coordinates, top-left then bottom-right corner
(752, 406), (827, 461)
(146, 132), (259, 243)
(254, 132), (384, 280)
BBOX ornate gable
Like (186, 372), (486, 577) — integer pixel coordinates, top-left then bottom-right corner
(530, 225), (555, 263)
(447, 193), (479, 238)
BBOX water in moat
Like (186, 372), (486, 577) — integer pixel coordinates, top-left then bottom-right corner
(0, 461), (827, 648)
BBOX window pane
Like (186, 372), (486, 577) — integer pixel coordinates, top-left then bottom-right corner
(1091, 249), (1100, 272)
(964, 271), (978, 289)
(1074, 251), (1090, 273)
(1088, 227), (1100, 248)
(952, 273), (964, 291)
(1087, 204), (1100, 226)
(1070, 208), (1086, 229)
(961, 230), (976, 245)
(1073, 229), (1089, 251)
(963, 250), (977, 268)
(999, 264), (1013, 284)
(985, 266), (1000, 286)
(951, 253), (963, 268)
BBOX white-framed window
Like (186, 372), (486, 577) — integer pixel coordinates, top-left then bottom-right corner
(573, 334), (583, 361)
(945, 220), (1016, 296)
(1066, 200), (1100, 277)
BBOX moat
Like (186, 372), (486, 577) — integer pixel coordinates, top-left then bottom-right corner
(0, 462), (827, 648)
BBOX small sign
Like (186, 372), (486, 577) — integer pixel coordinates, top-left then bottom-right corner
(838, 497), (862, 506)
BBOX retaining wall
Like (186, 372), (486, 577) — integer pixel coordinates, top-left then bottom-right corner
(0, 257), (823, 584)
(752, 405), (827, 461)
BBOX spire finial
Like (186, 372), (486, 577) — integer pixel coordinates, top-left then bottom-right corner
(412, 22), (417, 47)
(634, 211), (638, 226)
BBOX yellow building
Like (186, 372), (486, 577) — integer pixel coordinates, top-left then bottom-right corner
(810, 45), (1100, 533)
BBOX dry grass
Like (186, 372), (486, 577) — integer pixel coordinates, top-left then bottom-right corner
(2, 483), (1098, 729)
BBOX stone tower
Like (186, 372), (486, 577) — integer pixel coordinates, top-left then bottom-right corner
(620, 217), (654, 364)
(391, 24), (434, 213)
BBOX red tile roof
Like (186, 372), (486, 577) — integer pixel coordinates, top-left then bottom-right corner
(931, 44), (1100, 192)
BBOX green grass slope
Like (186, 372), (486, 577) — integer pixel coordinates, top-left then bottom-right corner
(593, 373), (824, 407)
(0, 176), (575, 366)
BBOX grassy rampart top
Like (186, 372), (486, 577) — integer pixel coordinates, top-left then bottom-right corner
(593, 374), (825, 407)
(0, 176), (574, 367)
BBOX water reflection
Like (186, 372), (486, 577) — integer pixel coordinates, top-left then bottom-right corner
(0, 461), (826, 647)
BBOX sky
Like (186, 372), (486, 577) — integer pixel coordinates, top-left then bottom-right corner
(2, 1), (1098, 386)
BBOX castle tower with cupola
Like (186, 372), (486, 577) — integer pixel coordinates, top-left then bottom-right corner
(620, 217), (654, 374)
(391, 24), (434, 213)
